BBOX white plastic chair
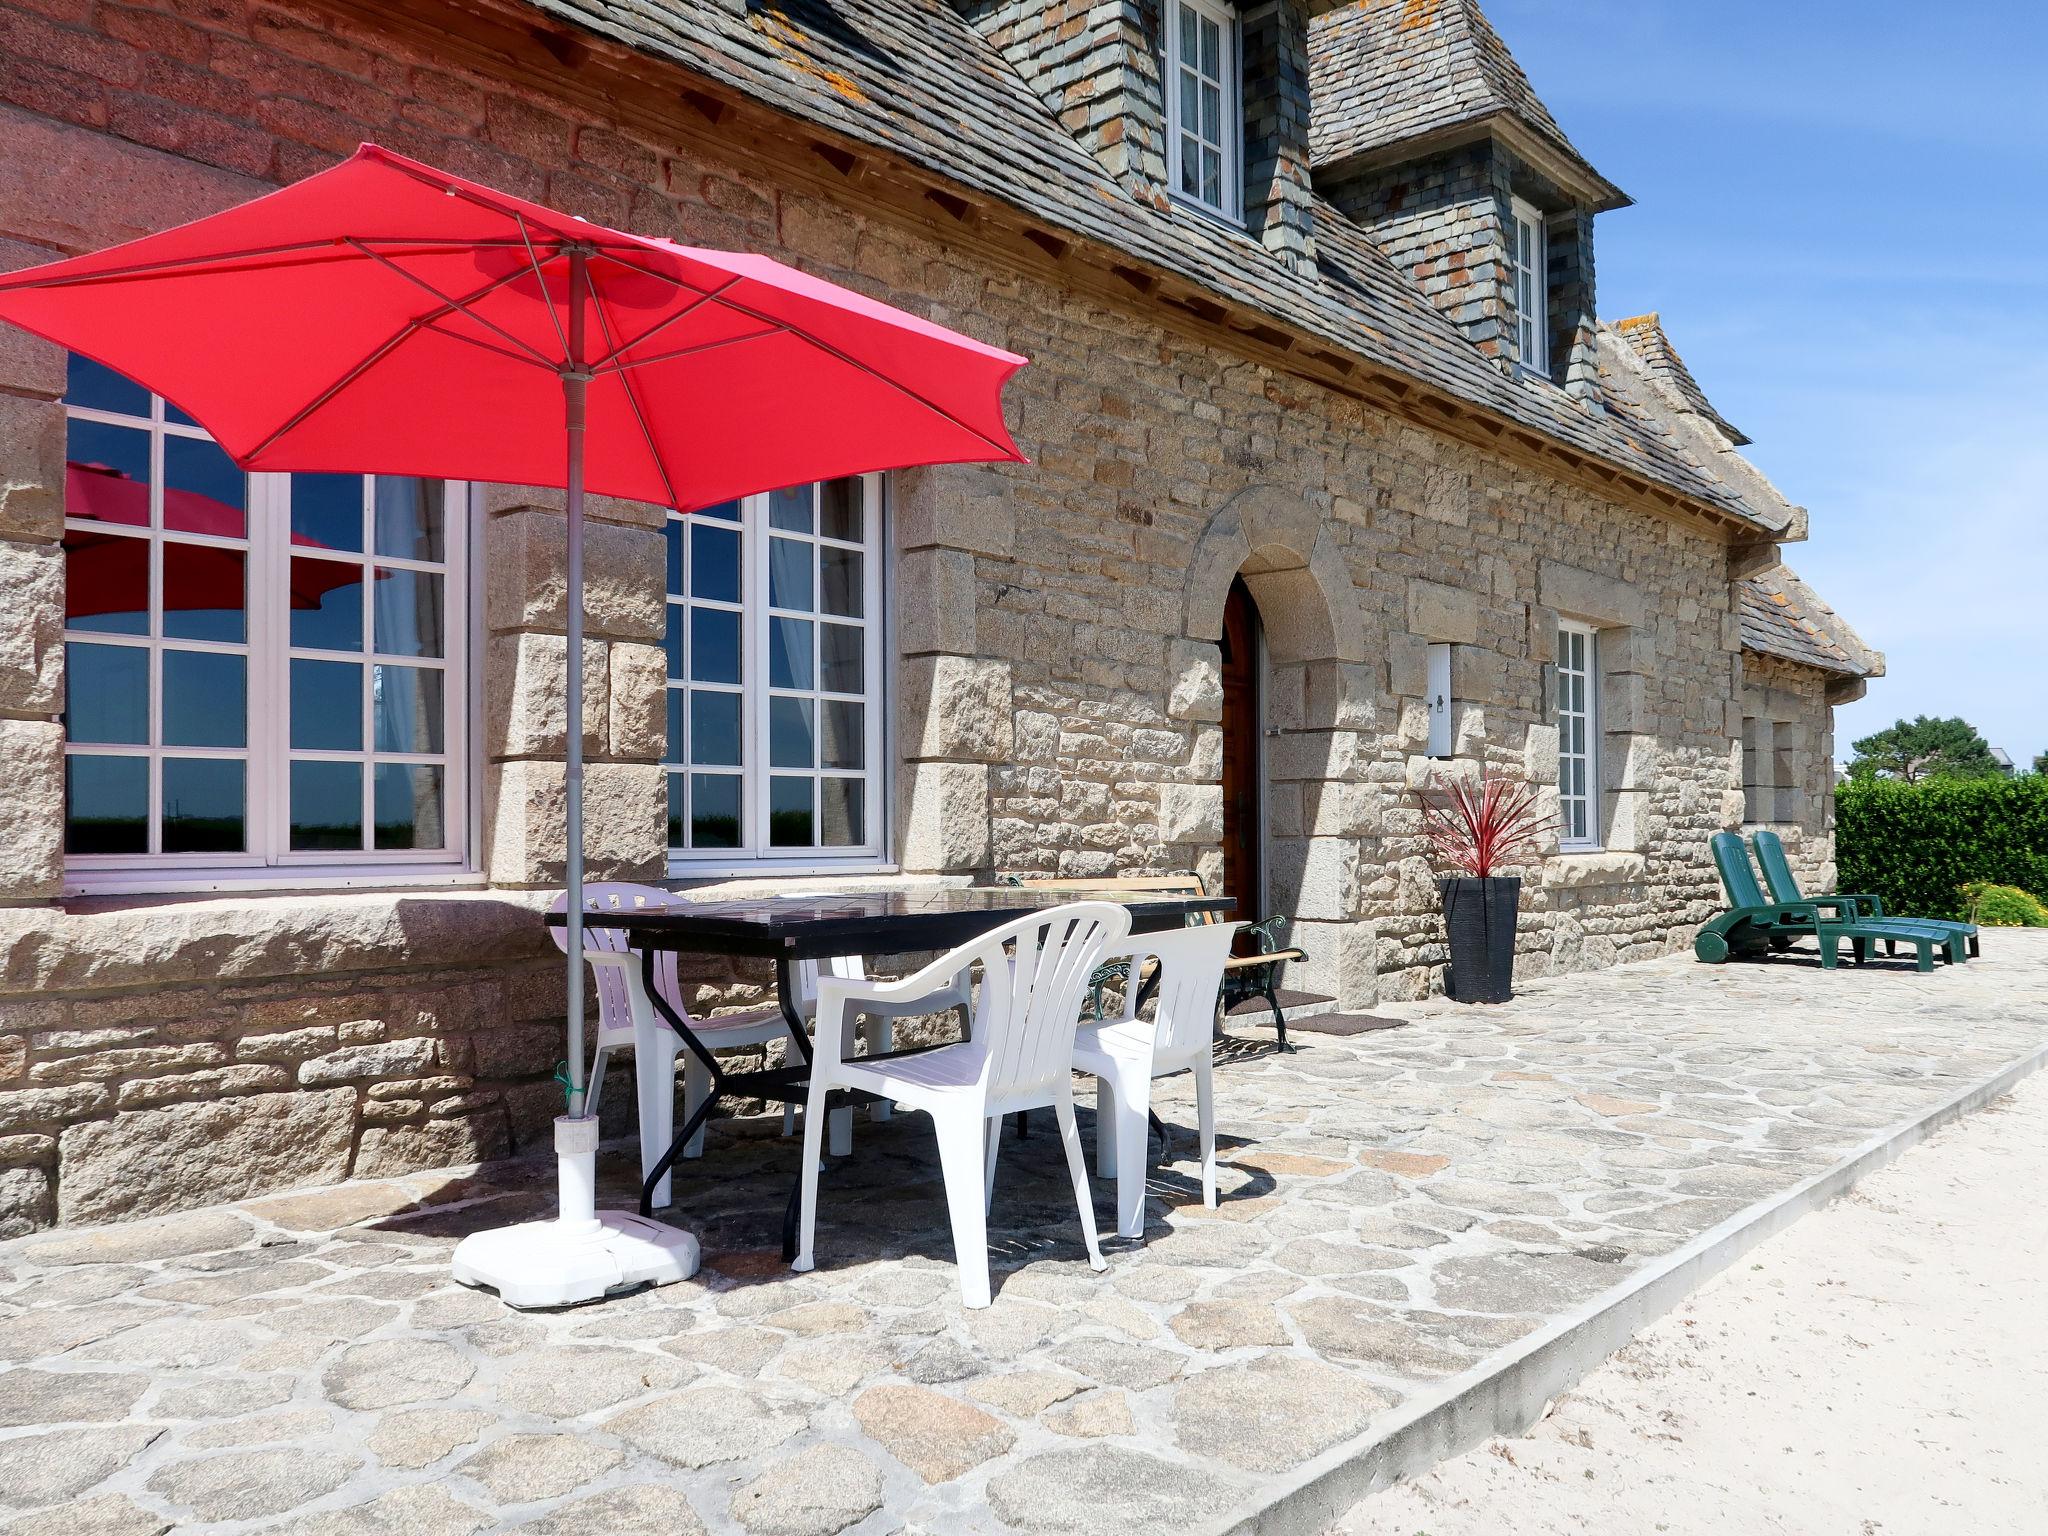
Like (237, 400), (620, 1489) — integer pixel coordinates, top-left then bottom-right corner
(792, 901), (1132, 1308)
(1073, 922), (1241, 1239)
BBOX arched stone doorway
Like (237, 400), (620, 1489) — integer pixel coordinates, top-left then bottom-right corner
(1219, 576), (1263, 922)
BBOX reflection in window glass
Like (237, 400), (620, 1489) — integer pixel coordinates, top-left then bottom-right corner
(768, 536), (812, 612)
(689, 608), (740, 685)
(65, 420), (152, 528)
(372, 567), (443, 658)
(67, 353), (149, 417)
(820, 623), (862, 694)
(291, 559), (364, 651)
(290, 473), (365, 552)
(64, 529), (148, 635)
(768, 483), (811, 533)
(821, 701), (863, 771)
(372, 477), (444, 561)
(292, 659), (362, 752)
(372, 665), (444, 754)
(690, 773), (742, 849)
(768, 616), (812, 691)
(162, 543), (245, 643)
(821, 777), (863, 847)
(768, 775), (813, 847)
(819, 478), (861, 542)
(162, 650), (246, 749)
(689, 691), (741, 766)
(66, 755), (148, 854)
(820, 547), (861, 619)
(163, 435), (246, 538)
(291, 759), (362, 850)
(162, 757), (245, 854)
(690, 523), (740, 603)
(65, 642), (148, 745)
(769, 696), (814, 769)
(373, 762), (445, 850)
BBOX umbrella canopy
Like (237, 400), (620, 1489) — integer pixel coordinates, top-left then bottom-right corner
(0, 143), (1029, 1187)
(0, 143), (1026, 508)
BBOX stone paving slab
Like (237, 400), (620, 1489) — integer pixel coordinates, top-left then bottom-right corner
(1, 933), (2045, 1535)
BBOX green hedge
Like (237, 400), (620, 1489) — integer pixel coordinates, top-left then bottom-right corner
(1837, 776), (2048, 920)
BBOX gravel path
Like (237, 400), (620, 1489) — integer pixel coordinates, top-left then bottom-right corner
(1335, 1069), (2048, 1536)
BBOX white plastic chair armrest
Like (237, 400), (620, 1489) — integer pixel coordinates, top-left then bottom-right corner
(580, 950), (637, 971)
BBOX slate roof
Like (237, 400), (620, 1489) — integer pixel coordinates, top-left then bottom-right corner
(1739, 565), (1881, 678)
(527, 0), (1786, 534)
(1611, 314), (1749, 445)
(1307, 0), (1618, 202)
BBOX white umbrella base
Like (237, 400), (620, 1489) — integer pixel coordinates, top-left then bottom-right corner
(450, 1114), (700, 1308)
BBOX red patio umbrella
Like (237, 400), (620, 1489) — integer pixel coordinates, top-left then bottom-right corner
(0, 144), (1028, 1304)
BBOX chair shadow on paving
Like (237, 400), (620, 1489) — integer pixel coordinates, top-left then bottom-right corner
(362, 1093), (1279, 1302)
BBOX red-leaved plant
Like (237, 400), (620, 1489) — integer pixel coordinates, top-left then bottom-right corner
(1414, 773), (1559, 879)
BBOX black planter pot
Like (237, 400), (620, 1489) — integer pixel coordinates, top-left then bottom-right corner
(1439, 876), (1521, 1004)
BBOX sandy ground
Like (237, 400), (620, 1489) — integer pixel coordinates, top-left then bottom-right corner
(1336, 1071), (2048, 1536)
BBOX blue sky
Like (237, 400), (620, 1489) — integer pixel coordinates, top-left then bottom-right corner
(1488, 1), (2047, 769)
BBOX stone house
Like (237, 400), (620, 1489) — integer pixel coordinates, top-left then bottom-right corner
(0, 0), (1878, 1231)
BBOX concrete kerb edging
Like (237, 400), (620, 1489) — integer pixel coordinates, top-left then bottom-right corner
(1209, 1037), (2048, 1536)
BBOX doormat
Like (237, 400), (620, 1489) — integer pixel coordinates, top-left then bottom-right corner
(1286, 1013), (1409, 1036)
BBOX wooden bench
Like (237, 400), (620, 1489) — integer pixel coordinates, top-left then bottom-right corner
(1008, 875), (1305, 1052)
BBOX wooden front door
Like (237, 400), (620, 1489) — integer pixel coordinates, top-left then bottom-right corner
(1219, 578), (1263, 922)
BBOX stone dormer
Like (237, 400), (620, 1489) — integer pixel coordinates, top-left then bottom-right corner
(960, 0), (1336, 270)
(1308, 0), (1627, 394)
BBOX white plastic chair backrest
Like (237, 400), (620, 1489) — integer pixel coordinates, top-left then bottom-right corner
(548, 883), (682, 1042)
(792, 955), (867, 1016)
(1129, 922), (1242, 1058)
(962, 901), (1131, 1098)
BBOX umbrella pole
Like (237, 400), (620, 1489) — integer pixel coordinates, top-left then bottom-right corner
(449, 247), (699, 1306)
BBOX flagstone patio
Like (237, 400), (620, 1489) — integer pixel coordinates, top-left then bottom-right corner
(3, 933), (2046, 1536)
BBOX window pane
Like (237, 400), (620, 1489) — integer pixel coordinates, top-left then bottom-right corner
(666, 689), (684, 763)
(1203, 147), (1222, 205)
(820, 623), (863, 694)
(821, 778), (864, 848)
(689, 607), (740, 685)
(1200, 15), (1219, 75)
(820, 547), (862, 619)
(163, 435), (245, 538)
(769, 484), (812, 533)
(66, 353), (149, 417)
(164, 399), (199, 427)
(700, 500), (741, 522)
(63, 528), (148, 635)
(1180, 138), (1201, 196)
(292, 659), (362, 751)
(768, 536), (812, 611)
(162, 757), (245, 854)
(290, 473), (364, 552)
(819, 479), (861, 542)
(291, 559), (365, 651)
(65, 419), (151, 527)
(1201, 80), (1220, 141)
(372, 567), (443, 658)
(769, 616), (813, 690)
(664, 606), (684, 680)
(374, 762), (446, 849)
(162, 543), (245, 643)
(66, 755), (147, 854)
(65, 642), (148, 745)
(291, 759), (362, 850)
(1180, 73), (1199, 133)
(162, 649), (245, 748)
(690, 522), (740, 603)
(768, 776), (813, 847)
(822, 700), (863, 770)
(769, 696), (814, 769)
(372, 477), (444, 561)
(372, 664), (444, 754)
(689, 690), (741, 766)
(1179, 5), (1196, 55)
(667, 771), (686, 848)
(691, 773), (742, 849)
(664, 519), (683, 594)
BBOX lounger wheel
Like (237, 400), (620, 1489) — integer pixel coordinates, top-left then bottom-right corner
(1693, 930), (1729, 964)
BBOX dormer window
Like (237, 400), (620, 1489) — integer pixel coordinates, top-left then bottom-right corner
(1510, 197), (1549, 374)
(1166, 0), (1241, 221)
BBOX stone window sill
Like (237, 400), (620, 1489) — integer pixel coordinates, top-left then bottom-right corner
(1542, 850), (1649, 888)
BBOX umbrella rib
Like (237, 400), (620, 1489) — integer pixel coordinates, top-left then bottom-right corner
(587, 275), (743, 370)
(595, 326), (786, 374)
(513, 213), (574, 367)
(345, 238), (559, 369)
(585, 281), (681, 508)
(596, 249), (1020, 460)
(0, 238), (569, 291)
(242, 259), (556, 461)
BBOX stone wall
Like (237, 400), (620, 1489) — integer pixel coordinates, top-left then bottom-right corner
(1739, 650), (1840, 894)
(0, 0), (1788, 1228)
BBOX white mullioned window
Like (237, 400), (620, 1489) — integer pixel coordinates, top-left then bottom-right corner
(1555, 620), (1598, 848)
(1166, 0), (1242, 221)
(60, 354), (472, 893)
(1510, 197), (1549, 375)
(664, 476), (886, 869)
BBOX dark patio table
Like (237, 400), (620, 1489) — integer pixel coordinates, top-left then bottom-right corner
(546, 886), (1230, 1245)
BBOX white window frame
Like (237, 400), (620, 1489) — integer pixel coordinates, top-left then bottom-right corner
(60, 379), (478, 897)
(1510, 196), (1550, 376)
(664, 475), (891, 878)
(1164, 0), (1243, 224)
(1555, 620), (1599, 850)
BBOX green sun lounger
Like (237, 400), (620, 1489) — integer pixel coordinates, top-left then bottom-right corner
(1694, 832), (1959, 971)
(1750, 829), (1979, 960)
